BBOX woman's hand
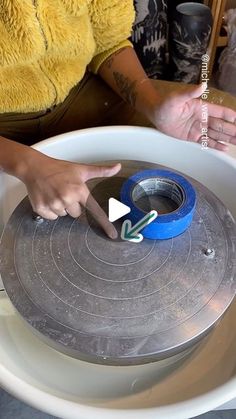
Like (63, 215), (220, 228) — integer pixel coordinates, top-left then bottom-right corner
(22, 153), (120, 238)
(0, 137), (120, 238)
(99, 47), (236, 151)
(151, 84), (236, 151)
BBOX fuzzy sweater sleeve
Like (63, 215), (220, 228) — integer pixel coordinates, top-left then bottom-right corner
(89, 0), (135, 73)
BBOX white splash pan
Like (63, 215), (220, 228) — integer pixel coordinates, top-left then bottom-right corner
(0, 126), (236, 419)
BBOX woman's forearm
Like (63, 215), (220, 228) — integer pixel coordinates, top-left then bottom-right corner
(98, 47), (160, 122)
(0, 136), (41, 181)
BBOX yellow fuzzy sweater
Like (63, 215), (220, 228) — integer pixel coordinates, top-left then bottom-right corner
(0, 0), (134, 113)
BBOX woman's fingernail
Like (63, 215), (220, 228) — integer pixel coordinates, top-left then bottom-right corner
(109, 227), (118, 240)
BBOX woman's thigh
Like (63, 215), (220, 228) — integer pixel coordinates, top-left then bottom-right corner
(0, 73), (152, 145)
(0, 111), (43, 145)
(41, 73), (152, 140)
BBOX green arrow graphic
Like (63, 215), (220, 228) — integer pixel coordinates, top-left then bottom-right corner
(121, 210), (158, 243)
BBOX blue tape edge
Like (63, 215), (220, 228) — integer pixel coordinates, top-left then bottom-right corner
(120, 169), (196, 240)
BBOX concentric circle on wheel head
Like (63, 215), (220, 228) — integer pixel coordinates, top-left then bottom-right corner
(0, 161), (235, 365)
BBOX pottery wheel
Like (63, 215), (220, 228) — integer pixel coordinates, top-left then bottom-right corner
(0, 161), (235, 365)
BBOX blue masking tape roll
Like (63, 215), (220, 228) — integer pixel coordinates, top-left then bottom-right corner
(120, 169), (196, 240)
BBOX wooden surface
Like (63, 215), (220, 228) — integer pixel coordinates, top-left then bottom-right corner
(207, 0), (228, 76)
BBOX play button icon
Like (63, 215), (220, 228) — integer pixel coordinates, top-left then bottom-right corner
(108, 198), (131, 223)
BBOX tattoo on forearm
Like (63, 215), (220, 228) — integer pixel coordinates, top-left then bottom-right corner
(106, 56), (114, 69)
(105, 48), (126, 69)
(113, 72), (138, 107)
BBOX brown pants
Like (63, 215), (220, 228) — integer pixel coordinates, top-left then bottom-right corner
(0, 73), (151, 146)
(2, 74), (235, 146)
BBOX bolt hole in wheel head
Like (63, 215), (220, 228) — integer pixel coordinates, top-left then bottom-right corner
(0, 126), (236, 419)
